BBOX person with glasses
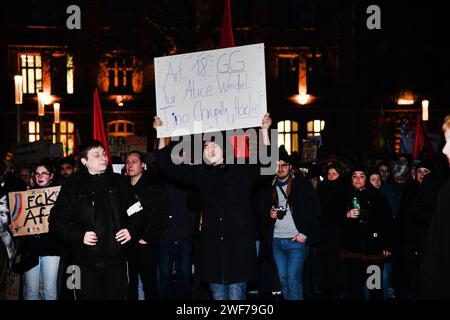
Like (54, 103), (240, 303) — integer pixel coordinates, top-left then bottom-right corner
(260, 150), (321, 300)
(9, 158), (63, 300)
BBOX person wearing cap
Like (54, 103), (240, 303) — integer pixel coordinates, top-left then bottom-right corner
(397, 159), (432, 298)
(419, 115), (450, 299)
(259, 150), (321, 300)
(340, 165), (394, 299)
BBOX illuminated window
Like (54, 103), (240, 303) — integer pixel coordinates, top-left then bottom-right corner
(306, 120), (325, 137)
(52, 121), (75, 156)
(52, 55), (74, 95)
(20, 54), (42, 94)
(67, 56), (74, 94)
(277, 120), (299, 155)
(107, 57), (134, 93)
(107, 120), (135, 137)
(28, 121), (40, 142)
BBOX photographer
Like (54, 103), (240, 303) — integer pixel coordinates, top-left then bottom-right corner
(260, 151), (321, 300)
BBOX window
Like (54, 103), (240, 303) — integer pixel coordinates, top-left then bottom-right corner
(20, 54), (42, 94)
(307, 120), (325, 137)
(277, 120), (299, 155)
(106, 57), (134, 93)
(277, 56), (299, 97)
(52, 121), (75, 156)
(107, 120), (135, 137)
(51, 55), (74, 95)
(28, 121), (40, 142)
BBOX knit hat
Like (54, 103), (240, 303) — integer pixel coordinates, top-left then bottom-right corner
(279, 149), (292, 164)
(350, 164), (368, 177)
(416, 159), (433, 172)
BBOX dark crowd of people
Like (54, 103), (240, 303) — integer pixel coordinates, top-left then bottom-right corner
(0, 113), (449, 300)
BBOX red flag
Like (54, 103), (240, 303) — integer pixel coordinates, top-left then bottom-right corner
(220, 0), (235, 48)
(219, 0), (249, 157)
(413, 114), (435, 160)
(93, 88), (111, 164)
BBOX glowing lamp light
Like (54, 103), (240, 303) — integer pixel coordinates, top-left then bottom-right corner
(291, 94), (311, 106)
(397, 98), (415, 105)
(37, 91), (45, 116)
(422, 100), (429, 121)
(53, 103), (60, 124)
(14, 75), (23, 104)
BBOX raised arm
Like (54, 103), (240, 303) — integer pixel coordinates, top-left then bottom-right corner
(261, 113), (271, 146)
(153, 116), (199, 186)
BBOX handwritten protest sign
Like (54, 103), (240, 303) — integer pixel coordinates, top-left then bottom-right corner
(8, 186), (61, 236)
(154, 43), (267, 137)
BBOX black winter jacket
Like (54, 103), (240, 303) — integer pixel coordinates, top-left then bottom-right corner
(156, 145), (264, 284)
(49, 169), (143, 268)
(259, 176), (321, 258)
(341, 186), (394, 255)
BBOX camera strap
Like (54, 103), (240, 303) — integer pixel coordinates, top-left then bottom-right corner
(276, 184), (292, 212)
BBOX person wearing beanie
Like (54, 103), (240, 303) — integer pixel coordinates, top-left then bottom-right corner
(340, 166), (394, 299)
(317, 161), (348, 298)
(397, 157), (433, 298)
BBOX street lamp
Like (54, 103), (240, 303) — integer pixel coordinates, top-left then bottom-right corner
(14, 75), (23, 144)
(37, 91), (45, 141)
(53, 103), (60, 144)
(422, 100), (429, 122)
(53, 103), (60, 124)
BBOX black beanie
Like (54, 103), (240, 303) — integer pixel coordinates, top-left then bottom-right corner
(350, 164), (368, 177)
(416, 159), (433, 172)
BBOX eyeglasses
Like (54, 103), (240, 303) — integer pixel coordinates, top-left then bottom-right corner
(34, 172), (50, 177)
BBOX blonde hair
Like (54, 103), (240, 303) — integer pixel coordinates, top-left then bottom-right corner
(443, 115), (450, 131)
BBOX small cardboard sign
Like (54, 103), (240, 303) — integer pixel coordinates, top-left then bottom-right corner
(8, 186), (61, 236)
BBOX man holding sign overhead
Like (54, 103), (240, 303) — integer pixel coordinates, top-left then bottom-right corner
(154, 113), (272, 300)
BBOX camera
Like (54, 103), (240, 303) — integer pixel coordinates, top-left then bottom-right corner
(274, 206), (287, 220)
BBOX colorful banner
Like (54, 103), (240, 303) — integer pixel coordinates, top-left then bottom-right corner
(8, 186), (61, 236)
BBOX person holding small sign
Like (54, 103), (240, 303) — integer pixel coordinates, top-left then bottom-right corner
(9, 158), (63, 300)
(49, 140), (144, 300)
(153, 113), (272, 300)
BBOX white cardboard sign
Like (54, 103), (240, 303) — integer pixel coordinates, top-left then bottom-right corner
(154, 43), (267, 137)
